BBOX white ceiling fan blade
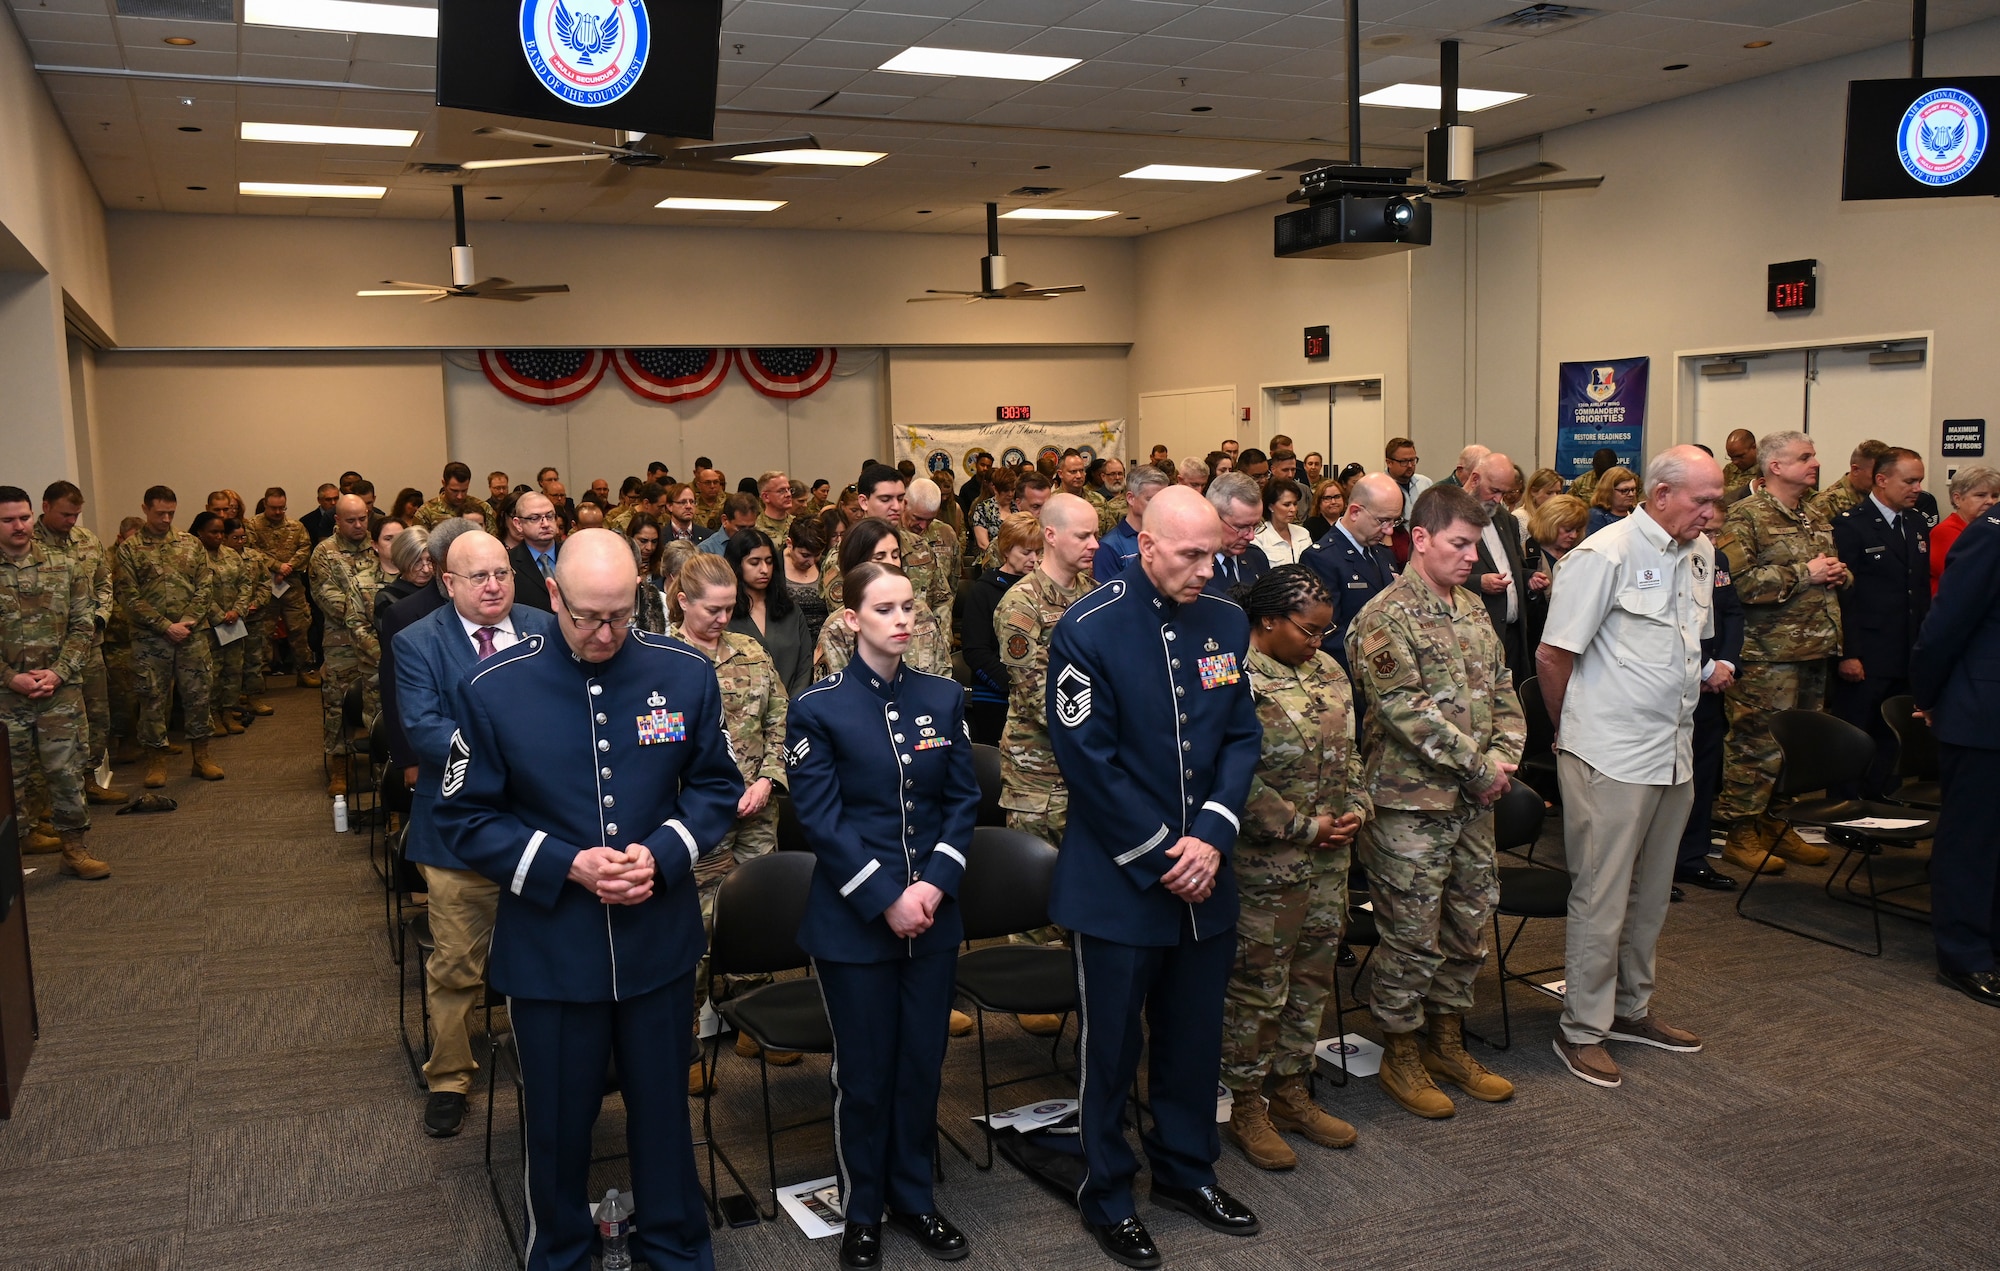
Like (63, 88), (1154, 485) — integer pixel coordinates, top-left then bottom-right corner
(472, 125), (642, 157)
(1014, 284), (1085, 298)
(673, 136), (820, 162)
(379, 279), (445, 289)
(357, 288), (446, 297)
(461, 153), (611, 170)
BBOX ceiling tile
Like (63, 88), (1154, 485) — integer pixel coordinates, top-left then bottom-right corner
(29, 38), (124, 67)
(1062, 0), (1199, 35)
(346, 61), (434, 89)
(120, 44), (236, 72)
(722, 2), (852, 39)
(114, 13), (237, 51)
(237, 53), (356, 81)
(350, 32), (435, 63)
(238, 23), (354, 59)
(12, 8), (116, 42)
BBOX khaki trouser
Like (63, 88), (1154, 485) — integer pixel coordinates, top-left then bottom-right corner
(1555, 751), (1693, 1045)
(418, 863), (499, 1095)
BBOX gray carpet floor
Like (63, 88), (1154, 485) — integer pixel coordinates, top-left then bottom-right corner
(2, 682), (1994, 1270)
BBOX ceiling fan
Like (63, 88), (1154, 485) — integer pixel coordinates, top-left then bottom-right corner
(908, 204), (1085, 303)
(455, 126), (822, 180)
(357, 185), (569, 303)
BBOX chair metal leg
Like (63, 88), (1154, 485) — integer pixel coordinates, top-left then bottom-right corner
(483, 1032), (527, 1269)
(1734, 825), (1886, 956)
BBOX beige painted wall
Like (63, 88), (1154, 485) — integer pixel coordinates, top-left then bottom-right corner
(1127, 202), (1412, 465)
(0, 9), (112, 329)
(888, 346), (1130, 432)
(91, 351), (448, 522)
(106, 213), (1137, 351)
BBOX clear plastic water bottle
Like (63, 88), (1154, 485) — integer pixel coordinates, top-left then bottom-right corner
(332, 795), (348, 833)
(597, 1188), (633, 1271)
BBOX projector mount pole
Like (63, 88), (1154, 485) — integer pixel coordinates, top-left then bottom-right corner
(1441, 38), (1458, 127)
(1910, 0), (1925, 76)
(981, 202), (1008, 292)
(450, 184), (475, 288)
(1347, 0), (1362, 165)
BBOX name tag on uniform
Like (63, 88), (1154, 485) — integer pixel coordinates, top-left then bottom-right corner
(638, 709), (685, 744)
(1635, 567), (1663, 590)
(1347, 578), (1370, 589)
(1865, 545), (1886, 555)
(1198, 652), (1241, 689)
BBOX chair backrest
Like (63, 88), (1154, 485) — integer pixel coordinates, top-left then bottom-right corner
(1516, 675), (1555, 760)
(1880, 694), (1940, 781)
(710, 851), (815, 977)
(342, 681), (367, 728)
(971, 742), (1005, 828)
(775, 792), (812, 852)
(1493, 780), (1546, 853)
(957, 826), (1059, 941)
(1769, 709), (1872, 797)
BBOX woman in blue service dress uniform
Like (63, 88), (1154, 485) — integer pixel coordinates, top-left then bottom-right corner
(785, 559), (982, 1271)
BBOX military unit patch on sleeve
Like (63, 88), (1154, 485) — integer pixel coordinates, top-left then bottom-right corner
(1197, 652), (1241, 689)
(1005, 633), (1030, 660)
(638, 710), (685, 745)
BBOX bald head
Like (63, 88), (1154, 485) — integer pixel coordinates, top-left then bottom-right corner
(1139, 485), (1223, 603)
(1040, 491), (1096, 534)
(442, 530), (514, 623)
(1351, 472), (1402, 513)
(1455, 445), (1491, 480)
(552, 529), (639, 662)
(1040, 492), (1100, 580)
(334, 493), (369, 542)
(1465, 454), (1518, 509)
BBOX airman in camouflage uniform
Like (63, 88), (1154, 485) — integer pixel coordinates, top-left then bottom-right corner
(103, 517), (143, 765)
(1722, 459), (1758, 500)
(1220, 636), (1370, 1168)
(0, 493), (110, 879)
(815, 597), (951, 679)
(309, 496), (382, 792)
(921, 517), (961, 591)
(228, 524), (274, 716)
(1715, 459), (1847, 871)
(1807, 474), (1867, 523)
(412, 471), (495, 532)
(691, 469), (728, 533)
(199, 528), (248, 735)
(995, 567), (1093, 847)
(820, 527), (954, 630)
(1346, 543), (1524, 1118)
(116, 495), (222, 787)
(245, 496), (315, 683)
(33, 493), (121, 806)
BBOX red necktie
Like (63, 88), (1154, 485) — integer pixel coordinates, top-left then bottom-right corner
(475, 626), (498, 660)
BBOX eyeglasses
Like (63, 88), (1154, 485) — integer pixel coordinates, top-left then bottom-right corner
(551, 580), (633, 635)
(1285, 614), (1331, 643)
(516, 512), (556, 524)
(447, 568), (513, 587)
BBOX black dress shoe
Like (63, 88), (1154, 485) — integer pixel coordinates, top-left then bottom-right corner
(1670, 885), (1685, 903)
(422, 1091), (466, 1138)
(1150, 1183), (1261, 1236)
(1675, 864), (1739, 892)
(1084, 1216), (1161, 1269)
(888, 1211), (968, 1261)
(840, 1221), (882, 1270)
(1938, 969), (2000, 1008)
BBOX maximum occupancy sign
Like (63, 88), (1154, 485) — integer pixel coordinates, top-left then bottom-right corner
(521, 0), (651, 107)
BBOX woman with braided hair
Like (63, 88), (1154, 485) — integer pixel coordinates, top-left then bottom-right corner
(1219, 563), (1373, 1171)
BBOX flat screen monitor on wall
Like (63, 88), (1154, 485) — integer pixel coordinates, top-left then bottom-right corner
(1842, 75), (1998, 200)
(437, 0), (724, 140)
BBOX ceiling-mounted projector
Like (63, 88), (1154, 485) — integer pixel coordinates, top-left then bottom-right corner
(1275, 166), (1434, 259)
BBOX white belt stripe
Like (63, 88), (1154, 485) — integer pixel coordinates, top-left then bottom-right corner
(840, 858), (881, 897)
(933, 843), (966, 869)
(1202, 801), (1240, 832)
(665, 818), (698, 868)
(1115, 824), (1169, 866)
(511, 830), (547, 896)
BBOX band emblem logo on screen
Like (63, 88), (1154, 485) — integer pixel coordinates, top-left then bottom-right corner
(1897, 88), (1987, 186)
(521, 0), (651, 107)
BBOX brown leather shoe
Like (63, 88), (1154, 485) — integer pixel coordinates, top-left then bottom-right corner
(1553, 1038), (1621, 1087)
(1222, 1092), (1296, 1170)
(1608, 1015), (1703, 1052)
(1720, 821), (1784, 874)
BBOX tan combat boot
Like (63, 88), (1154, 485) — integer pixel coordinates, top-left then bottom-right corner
(1223, 1091), (1297, 1170)
(190, 739), (225, 781)
(85, 779), (129, 805)
(210, 712), (232, 737)
(112, 735), (141, 766)
(1758, 813), (1829, 866)
(23, 822), (63, 854)
(949, 1009), (973, 1037)
(143, 750), (169, 789)
(1720, 820), (1784, 874)
(1268, 1074), (1357, 1148)
(298, 669), (322, 688)
(58, 833), (110, 880)
(220, 711), (246, 736)
(735, 1032), (802, 1066)
(1378, 1031), (1455, 1119)
(1017, 1013), (1065, 1036)
(688, 1061), (714, 1096)
(327, 766), (348, 797)
(1421, 1013), (1515, 1102)
(245, 697), (274, 718)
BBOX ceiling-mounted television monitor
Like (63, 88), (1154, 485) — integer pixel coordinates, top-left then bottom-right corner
(437, 0), (724, 140)
(1842, 75), (1998, 200)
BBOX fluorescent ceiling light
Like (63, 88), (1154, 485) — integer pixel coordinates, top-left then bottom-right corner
(241, 121), (419, 147)
(657, 197), (787, 212)
(1121, 163), (1260, 182)
(878, 47), (1079, 81)
(732, 149), (887, 167)
(239, 181), (387, 198)
(1359, 83), (1527, 111)
(244, 0), (439, 38)
(999, 208), (1116, 221)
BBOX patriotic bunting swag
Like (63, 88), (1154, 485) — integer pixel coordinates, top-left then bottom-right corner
(612, 348), (733, 403)
(479, 348), (609, 405)
(737, 347), (838, 399)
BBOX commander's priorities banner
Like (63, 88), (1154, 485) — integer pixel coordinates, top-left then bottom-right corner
(1555, 358), (1648, 479)
(894, 419), (1126, 483)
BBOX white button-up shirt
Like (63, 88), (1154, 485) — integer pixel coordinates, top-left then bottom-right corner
(1540, 507), (1713, 785)
(458, 612), (521, 655)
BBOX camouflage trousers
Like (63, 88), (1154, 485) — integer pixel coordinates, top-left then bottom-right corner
(133, 630), (214, 748)
(1006, 793), (1068, 948)
(209, 629), (243, 718)
(1359, 806), (1497, 1035)
(1717, 659), (1827, 824)
(694, 801), (780, 1011)
(268, 581), (313, 671)
(3, 683), (91, 834)
(21, 644), (110, 821)
(235, 612), (269, 701)
(104, 637), (136, 743)
(318, 639), (374, 756)
(1220, 856), (1350, 1091)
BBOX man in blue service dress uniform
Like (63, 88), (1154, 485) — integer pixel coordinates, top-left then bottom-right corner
(1301, 472), (1403, 669)
(435, 530), (743, 1271)
(1046, 486), (1265, 1270)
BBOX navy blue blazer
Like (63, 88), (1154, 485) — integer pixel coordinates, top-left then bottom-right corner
(434, 629), (744, 1002)
(1911, 510), (2000, 751)
(1202, 544), (1269, 600)
(1045, 567), (1261, 946)
(394, 602), (557, 870)
(506, 541), (557, 612)
(1703, 554), (1746, 671)
(785, 664), (979, 963)
(379, 581), (448, 773)
(1301, 525), (1397, 668)
(1832, 500), (1930, 680)
(1093, 519), (1140, 583)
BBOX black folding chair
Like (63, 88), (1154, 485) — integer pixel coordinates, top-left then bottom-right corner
(1320, 892), (1379, 1090)
(1880, 694), (1943, 810)
(774, 792), (811, 853)
(1472, 782), (1560, 1051)
(484, 1032), (626, 1267)
(952, 827), (1077, 1168)
(1514, 675), (1562, 820)
(1736, 710), (1938, 957)
(702, 852), (833, 1221)
(971, 742), (1006, 828)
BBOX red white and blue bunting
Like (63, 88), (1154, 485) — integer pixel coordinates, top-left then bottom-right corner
(611, 347), (733, 403)
(479, 348), (609, 405)
(737, 347), (838, 399)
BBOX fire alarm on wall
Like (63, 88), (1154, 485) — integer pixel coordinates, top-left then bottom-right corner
(1240, 407), (1251, 422)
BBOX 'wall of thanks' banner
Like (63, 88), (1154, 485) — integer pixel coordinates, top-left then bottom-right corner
(1556, 357), (1649, 479)
(893, 419), (1126, 483)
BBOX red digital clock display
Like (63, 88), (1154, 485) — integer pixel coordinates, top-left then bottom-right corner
(996, 405), (1032, 422)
